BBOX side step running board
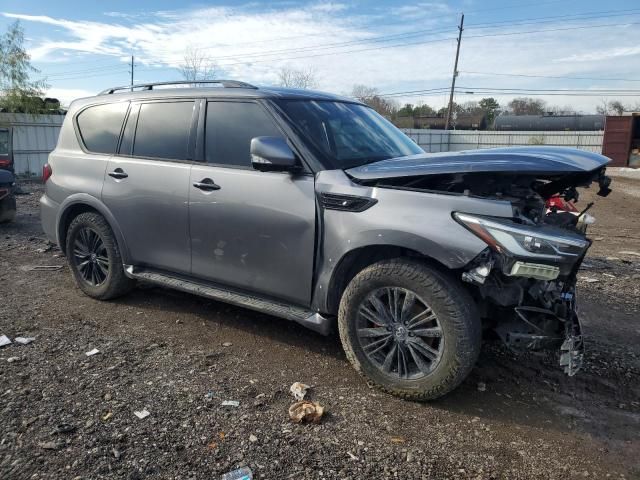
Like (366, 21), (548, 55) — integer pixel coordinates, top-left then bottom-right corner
(124, 266), (332, 335)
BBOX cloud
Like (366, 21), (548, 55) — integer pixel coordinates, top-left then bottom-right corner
(45, 87), (95, 106)
(394, 2), (453, 20)
(555, 46), (640, 63)
(3, 5), (640, 113)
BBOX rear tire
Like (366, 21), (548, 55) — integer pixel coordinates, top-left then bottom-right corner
(338, 258), (481, 400)
(66, 212), (134, 300)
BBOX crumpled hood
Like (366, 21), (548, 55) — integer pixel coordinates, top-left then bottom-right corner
(346, 146), (610, 181)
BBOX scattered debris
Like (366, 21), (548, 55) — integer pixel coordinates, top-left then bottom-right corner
(221, 400), (240, 407)
(288, 400), (324, 424)
(38, 440), (63, 450)
(35, 245), (52, 253)
(54, 423), (77, 434)
(289, 382), (311, 401)
(204, 392), (215, 401)
(222, 342), (233, 347)
(221, 466), (253, 480)
(27, 265), (63, 271)
(0, 335), (11, 347)
(390, 436), (406, 444)
(619, 250), (640, 257)
(15, 336), (35, 345)
(7, 356), (20, 363)
(102, 412), (113, 421)
(112, 448), (122, 460)
(85, 348), (100, 356)
(582, 277), (600, 283)
(347, 451), (359, 461)
(134, 409), (150, 420)
(477, 382), (487, 392)
(249, 434), (257, 443)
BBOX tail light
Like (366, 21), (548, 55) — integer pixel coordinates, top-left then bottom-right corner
(42, 163), (52, 183)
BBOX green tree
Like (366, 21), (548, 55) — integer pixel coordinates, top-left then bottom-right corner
(478, 97), (500, 124)
(0, 21), (48, 113)
(396, 103), (415, 117)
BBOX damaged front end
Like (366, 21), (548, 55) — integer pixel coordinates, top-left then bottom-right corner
(449, 172), (611, 377)
(347, 146), (613, 376)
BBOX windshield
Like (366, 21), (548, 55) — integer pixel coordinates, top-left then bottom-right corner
(275, 100), (423, 169)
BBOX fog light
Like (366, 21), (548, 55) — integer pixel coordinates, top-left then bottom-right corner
(508, 261), (559, 280)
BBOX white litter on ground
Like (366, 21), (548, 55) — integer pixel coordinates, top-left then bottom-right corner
(85, 348), (100, 356)
(0, 335), (11, 347)
(134, 409), (150, 419)
(15, 337), (35, 345)
(221, 400), (240, 407)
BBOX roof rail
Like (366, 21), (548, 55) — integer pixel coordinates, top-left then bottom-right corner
(99, 80), (258, 95)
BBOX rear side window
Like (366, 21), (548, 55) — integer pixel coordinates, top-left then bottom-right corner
(206, 101), (281, 167)
(76, 103), (128, 154)
(133, 102), (194, 160)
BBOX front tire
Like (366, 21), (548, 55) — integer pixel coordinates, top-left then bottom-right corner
(338, 259), (481, 400)
(66, 212), (134, 300)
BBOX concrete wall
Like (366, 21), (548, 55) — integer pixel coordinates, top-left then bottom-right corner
(0, 113), (64, 177)
(403, 129), (604, 154)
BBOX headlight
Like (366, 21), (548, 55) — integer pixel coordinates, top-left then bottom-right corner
(454, 212), (589, 261)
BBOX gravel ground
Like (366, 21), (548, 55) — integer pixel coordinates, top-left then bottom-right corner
(0, 180), (639, 480)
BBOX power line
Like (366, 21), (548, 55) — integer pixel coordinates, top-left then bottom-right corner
(460, 71), (640, 83)
(465, 8), (640, 29)
(464, 21), (640, 40)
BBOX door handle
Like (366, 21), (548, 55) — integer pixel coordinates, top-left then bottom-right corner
(193, 178), (221, 191)
(108, 168), (128, 179)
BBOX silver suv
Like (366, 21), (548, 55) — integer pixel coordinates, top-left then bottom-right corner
(41, 80), (612, 400)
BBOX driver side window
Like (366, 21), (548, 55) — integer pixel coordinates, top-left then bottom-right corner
(205, 101), (282, 168)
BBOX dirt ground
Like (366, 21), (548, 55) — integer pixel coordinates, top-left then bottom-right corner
(0, 173), (639, 480)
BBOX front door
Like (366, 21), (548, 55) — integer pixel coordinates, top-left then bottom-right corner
(189, 100), (316, 306)
(102, 100), (197, 274)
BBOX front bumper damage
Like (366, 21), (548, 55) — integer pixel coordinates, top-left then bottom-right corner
(494, 289), (584, 376)
(464, 249), (586, 376)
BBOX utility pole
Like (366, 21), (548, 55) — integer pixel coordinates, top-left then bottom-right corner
(129, 56), (134, 91)
(445, 13), (464, 131)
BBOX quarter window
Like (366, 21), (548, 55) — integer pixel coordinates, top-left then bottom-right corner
(76, 102), (128, 154)
(133, 102), (194, 160)
(206, 101), (282, 167)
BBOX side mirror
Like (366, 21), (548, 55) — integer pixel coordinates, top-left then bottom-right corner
(250, 136), (300, 172)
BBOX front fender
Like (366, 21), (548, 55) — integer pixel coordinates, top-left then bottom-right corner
(56, 193), (131, 264)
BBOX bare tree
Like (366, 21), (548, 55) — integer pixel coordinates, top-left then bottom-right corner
(596, 99), (628, 116)
(277, 67), (318, 89)
(349, 84), (397, 118)
(178, 47), (217, 83)
(507, 97), (546, 115)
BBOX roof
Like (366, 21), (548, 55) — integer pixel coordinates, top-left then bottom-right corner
(70, 83), (359, 110)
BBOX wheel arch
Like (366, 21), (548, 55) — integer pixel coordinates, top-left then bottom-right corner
(56, 194), (130, 263)
(321, 244), (452, 316)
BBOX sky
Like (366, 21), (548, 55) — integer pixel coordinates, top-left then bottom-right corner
(1, 0), (640, 112)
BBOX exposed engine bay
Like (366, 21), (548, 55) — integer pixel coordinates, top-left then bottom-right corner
(356, 164), (612, 377)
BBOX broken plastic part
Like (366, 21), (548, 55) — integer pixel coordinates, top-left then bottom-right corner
(288, 401), (324, 423)
(508, 261), (559, 280)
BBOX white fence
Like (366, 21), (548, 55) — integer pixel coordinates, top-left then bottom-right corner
(403, 129), (604, 153)
(0, 113), (64, 177)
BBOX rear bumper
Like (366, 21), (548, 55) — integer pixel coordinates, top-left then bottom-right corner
(40, 193), (60, 245)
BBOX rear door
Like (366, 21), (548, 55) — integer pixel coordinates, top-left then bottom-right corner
(101, 100), (197, 274)
(189, 100), (316, 305)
